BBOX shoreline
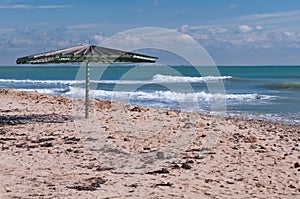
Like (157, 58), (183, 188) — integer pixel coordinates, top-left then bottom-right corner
(0, 88), (299, 198)
(11, 86), (300, 127)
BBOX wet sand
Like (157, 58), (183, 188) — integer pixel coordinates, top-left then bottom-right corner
(0, 89), (299, 198)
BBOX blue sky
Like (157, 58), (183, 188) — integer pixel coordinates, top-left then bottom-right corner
(1, 0), (300, 65)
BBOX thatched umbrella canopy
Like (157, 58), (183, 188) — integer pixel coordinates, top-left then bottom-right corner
(16, 44), (158, 118)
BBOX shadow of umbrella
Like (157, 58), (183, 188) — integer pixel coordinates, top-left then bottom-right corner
(0, 114), (72, 126)
(16, 45), (157, 118)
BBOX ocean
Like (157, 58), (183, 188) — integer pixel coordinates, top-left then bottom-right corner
(0, 65), (299, 125)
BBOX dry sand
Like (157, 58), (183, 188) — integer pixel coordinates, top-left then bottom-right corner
(0, 88), (299, 198)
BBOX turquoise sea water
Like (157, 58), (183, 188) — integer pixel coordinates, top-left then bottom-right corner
(0, 65), (299, 125)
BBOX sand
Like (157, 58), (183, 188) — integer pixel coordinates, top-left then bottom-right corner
(0, 88), (299, 198)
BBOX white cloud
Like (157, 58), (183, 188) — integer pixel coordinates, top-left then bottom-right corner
(245, 38), (254, 42)
(179, 25), (229, 35)
(176, 23), (300, 53)
(181, 24), (230, 31)
(93, 34), (104, 43)
(0, 4), (29, 9)
(284, 31), (295, 37)
(255, 25), (263, 30)
(0, 4), (72, 9)
(2, 21), (300, 65)
(0, 28), (14, 32)
(36, 5), (72, 9)
(238, 25), (252, 33)
(239, 10), (300, 26)
(10, 38), (34, 45)
(215, 27), (228, 34)
(244, 9), (300, 20)
(180, 25), (189, 33)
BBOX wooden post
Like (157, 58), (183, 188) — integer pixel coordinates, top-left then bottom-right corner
(85, 61), (89, 119)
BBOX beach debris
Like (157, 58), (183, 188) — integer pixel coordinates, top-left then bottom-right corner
(102, 125), (109, 131)
(244, 136), (258, 143)
(226, 180), (234, 185)
(205, 179), (213, 183)
(230, 133), (245, 143)
(0, 116), (25, 125)
(258, 144), (267, 150)
(182, 122), (195, 129)
(95, 166), (114, 172)
(71, 149), (82, 153)
(288, 184), (296, 189)
(170, 160), (193, 170)
(107, 135), (115, 139)
(67, 185), (96, 191)
(143, 147), (151, 150)
(170, 163), (181, 169)
(40, 142), (53, 147)
(152, 182), (173, 187)
(67, 177), (106, 191)
(85, 137), (98, 142)
(129, 105), (149, 112)
(252, 144), (268, 153)
(166, 110), (177, 117)
(185, 148), (201, 152)
(15, 142), (27, 148)
(255, 182), (265, 188)
(128, 183), (139, 188)
(31, 137), (55, 143)
(292, 147), (300, 152)
(147, 168), (169, 174)
(28, 194), (45, 197)
(0, 137), (17, 141)
(238, 125), (247, 130)
(95, 99), (112, 110)
(0, 129), (6, 135)
(1, 145), (9, 150)
(63, 136), (80, 144)
(181, 162), (192, 170)
(234, 177), (244, 181)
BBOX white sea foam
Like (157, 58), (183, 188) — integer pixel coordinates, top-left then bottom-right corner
(227, 112), (300, 126)
(100, 74), (232, 84)
(20, 87), (70, 95)
(151, 74), (232, 83)
(67, 87), (275, 103)
(0, 74), (232, 86)
(2, 75), (274, 105)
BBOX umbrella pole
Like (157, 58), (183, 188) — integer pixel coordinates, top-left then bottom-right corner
(85, 61), (89, 119)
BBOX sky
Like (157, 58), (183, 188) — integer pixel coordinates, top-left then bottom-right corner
(1, 0), (300, 65)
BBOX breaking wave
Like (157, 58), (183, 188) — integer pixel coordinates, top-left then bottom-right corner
(67, 87), (275, 104)
(20, 87), (70, 95)
(0, 74), (232, 87)
(266, 82), (300, 91)
(151, 74), (232, 83)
